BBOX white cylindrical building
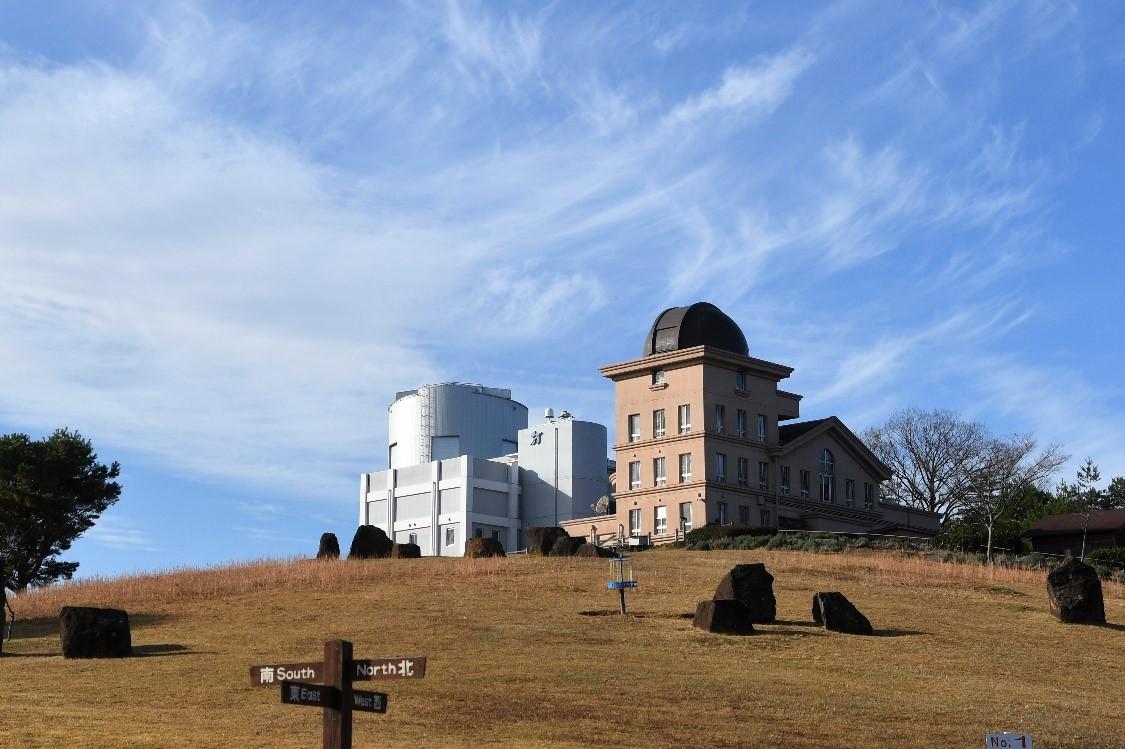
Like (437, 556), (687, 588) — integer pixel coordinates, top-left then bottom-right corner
(387, 383), (528, 469)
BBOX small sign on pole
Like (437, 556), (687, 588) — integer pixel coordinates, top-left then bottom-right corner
(251, 640), (426, 749)
(986, 732), (1033, 748)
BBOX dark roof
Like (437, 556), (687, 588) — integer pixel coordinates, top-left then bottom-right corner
(1024, 508), (1125, 537)
(778, 418), (830, 446)
(643, 302), (749, 357)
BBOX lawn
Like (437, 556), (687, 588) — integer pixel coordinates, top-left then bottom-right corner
(2, 549), (1122, 748)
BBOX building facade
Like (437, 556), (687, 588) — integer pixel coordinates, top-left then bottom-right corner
(561, 303), (941, 542)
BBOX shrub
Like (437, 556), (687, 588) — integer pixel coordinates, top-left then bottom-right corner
(1086, 546), (1125, 570)
(684, 524), (771, 545)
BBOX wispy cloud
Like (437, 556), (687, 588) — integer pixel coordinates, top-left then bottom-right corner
(87, 517), (158, 552)
(666, 47), (814, 125)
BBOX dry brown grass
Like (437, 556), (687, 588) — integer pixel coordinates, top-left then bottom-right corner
(3, 549), (1123, 748)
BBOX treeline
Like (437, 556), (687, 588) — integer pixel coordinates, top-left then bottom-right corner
(863, 409), (1123, 559)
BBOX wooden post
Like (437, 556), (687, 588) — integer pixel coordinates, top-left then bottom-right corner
(323, 639), (353, 749)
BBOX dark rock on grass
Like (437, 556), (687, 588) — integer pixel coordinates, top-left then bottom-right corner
(692, 600), (754, 635)
(316, 532), (340, 560)
(525, 527), (568, 556)
(573, 543), (613, 558)
(812, 592), (874, 636)
(549, 535), (587, 557)
(713, 563), (776, 623)
(390, 542), (421, 559)
(59, 606), (132, 658)
(348, 525), (393, 559)
(464, 537), (505, 558)
(1047, 558), (1105, 624)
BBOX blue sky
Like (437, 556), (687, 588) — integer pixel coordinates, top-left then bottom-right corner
(2, 1), (1124, 578)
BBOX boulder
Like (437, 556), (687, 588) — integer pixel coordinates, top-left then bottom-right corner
(464, 537), (506, 558)
(573, 543), (612, 558)
(59, 606), (132, 658)
(316, 532), (340, 560)
(549, 535), (587, 557)
(1047, 558), (1105, 624)
(692, 600), (755, 635)
(348, 525), (393, 559)
(390, 543), (421, 559)
(525, 527), (568, 556)
(811, 592), (874, 636)
(713, 563), (777, 623)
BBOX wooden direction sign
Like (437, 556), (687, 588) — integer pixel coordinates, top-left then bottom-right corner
(252, 640), (425, 749)
(250, 657), (426, 687)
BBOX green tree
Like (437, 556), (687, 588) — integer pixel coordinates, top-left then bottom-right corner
(1074, 458), (1101, 559)
(1106, 476), (1125, 509)
(1, 429), (121, 654)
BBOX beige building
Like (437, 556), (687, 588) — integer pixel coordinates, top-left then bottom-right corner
(561, 303), (941, 543)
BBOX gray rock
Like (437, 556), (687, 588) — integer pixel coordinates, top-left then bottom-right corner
(1047, 558), (1105, 624)
(525, 527), (568, 556)
(348, 525), (393, 559)
(59, 606), (132, 658)
(390, 543), (421, 559)
(713, 563), (776, 623)
(464, 537), (506, 558)
(548, 535), (587, 557)
(812, 592), (874, 635)
(692, 600), (755, 635)
(316, 532), (340, 560)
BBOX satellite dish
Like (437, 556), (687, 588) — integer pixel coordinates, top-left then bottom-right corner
(594, 495), (610, 514)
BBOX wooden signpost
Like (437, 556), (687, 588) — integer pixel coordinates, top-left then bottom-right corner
(250, 640), (426, 749)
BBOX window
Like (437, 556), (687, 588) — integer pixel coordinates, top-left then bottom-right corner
(627, 414), (640, 443)
(678, 453), (692, 482)
(757, 414), (768, 443)
(629, 508), (642, 536)
(653, 456), (667, 487)
(739, 505), (750, 525)
(736, 409), (747, 438)
(845, 479), (856, 507)
(654, 505), (668, 535)
(717, 501), (728, 525)
(491, 529), (501, 541)
(864, 483), (874, 510)
(652, 369), (666, 385)
(736, 457), (749, 487)
(761, 509), (771, 527)
(735, 371), (747, 391)
(679, 502), (693, 532)
(780, 465), (791, 496)
(474, 527), (483, 538)
(444, 527), (455, 546)
(800, 469), (810, 498)
(408, 533), (418, 546)
(653, 409), (666, 438)
(678, 404), (691, 434)
(819, 449), (835, 504)
(714, 404), (725, 434)
(759, 461), (769, 491)
(629, 461), (641, 490)
(716, 453), (727, 483)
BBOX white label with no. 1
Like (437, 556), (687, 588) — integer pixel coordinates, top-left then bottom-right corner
(986, 733), (1032, 748)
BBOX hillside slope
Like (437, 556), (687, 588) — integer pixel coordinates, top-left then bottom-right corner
(3, 550), (1123, 748)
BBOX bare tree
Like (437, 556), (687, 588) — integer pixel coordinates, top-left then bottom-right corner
(863, 408), (991, 522)
(962, 435), (1068, 564)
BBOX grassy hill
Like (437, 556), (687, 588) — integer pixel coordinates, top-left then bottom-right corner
(3, 549), (1123, 748)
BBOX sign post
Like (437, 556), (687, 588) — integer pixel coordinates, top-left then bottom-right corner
(251, 641), (426, 749)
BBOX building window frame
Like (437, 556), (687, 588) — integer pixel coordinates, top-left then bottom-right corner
(678, 453), (692, 483)
(714, 404), (725, 434)
(653, 409), (666, 438)
(800, 469), (810, 499)
(717, 501), (728, 525)
(652, 369), (666, 386)
(819, 449), (835, 504)
(444, 527), (455, 547)
(780, 465), (791, 496)
(653, 456), (667, 487)
(864, 482), (874, 510)
(678, 404), (691, 434)
(736, 457), (749, 487)
(735, 371), (747, 391)
(654, 505), (668, 535)
(627, 413), (640, 443)
(845, 478), (856, 507)
(629, 460), (641, 490)
(716, 452), (727, 483)
(679, 502), (693, 533)
(757, 413), (768, 443)
(758, 461), (769, 491)
(739, 505), (750, 525)
(629, 508), (642, 536)
(736, 409), (747, 439)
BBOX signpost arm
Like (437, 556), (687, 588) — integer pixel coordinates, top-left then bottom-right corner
(323, 639), (353, 749)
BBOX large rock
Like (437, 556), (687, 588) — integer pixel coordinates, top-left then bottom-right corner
(811, 592), (874, 636)
(464, 537), (506, 558)
(692, 600), (755, 635)
(348, 525), (393, 559)
(1047, 558), (1105, 624)
(548, 535), (587, 557)
(390, 543), (421, 559)
(316, 532), (340, 560)
(713, 563), (776, 623)
(525, 527), (568, 556)
(59, 606), (132, 658)
(573, 543), (612, 558)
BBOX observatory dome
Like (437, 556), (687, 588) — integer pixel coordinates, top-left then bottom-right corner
(642, 302), (749, 357)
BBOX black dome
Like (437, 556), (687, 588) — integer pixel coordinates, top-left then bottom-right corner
(643, 302), (749, 357)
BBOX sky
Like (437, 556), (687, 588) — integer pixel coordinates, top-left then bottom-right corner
(2, 0), (1124, 579)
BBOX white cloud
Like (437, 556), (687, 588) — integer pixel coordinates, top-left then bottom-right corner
(666, 47), (814, 125)
(87, 516), (158, 552)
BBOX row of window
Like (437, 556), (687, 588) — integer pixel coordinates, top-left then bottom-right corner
(624, 449), (876, 509)
(627, 406), (767, 443)
(626, 502), (772, 535)
(651, 369), (750, 391)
